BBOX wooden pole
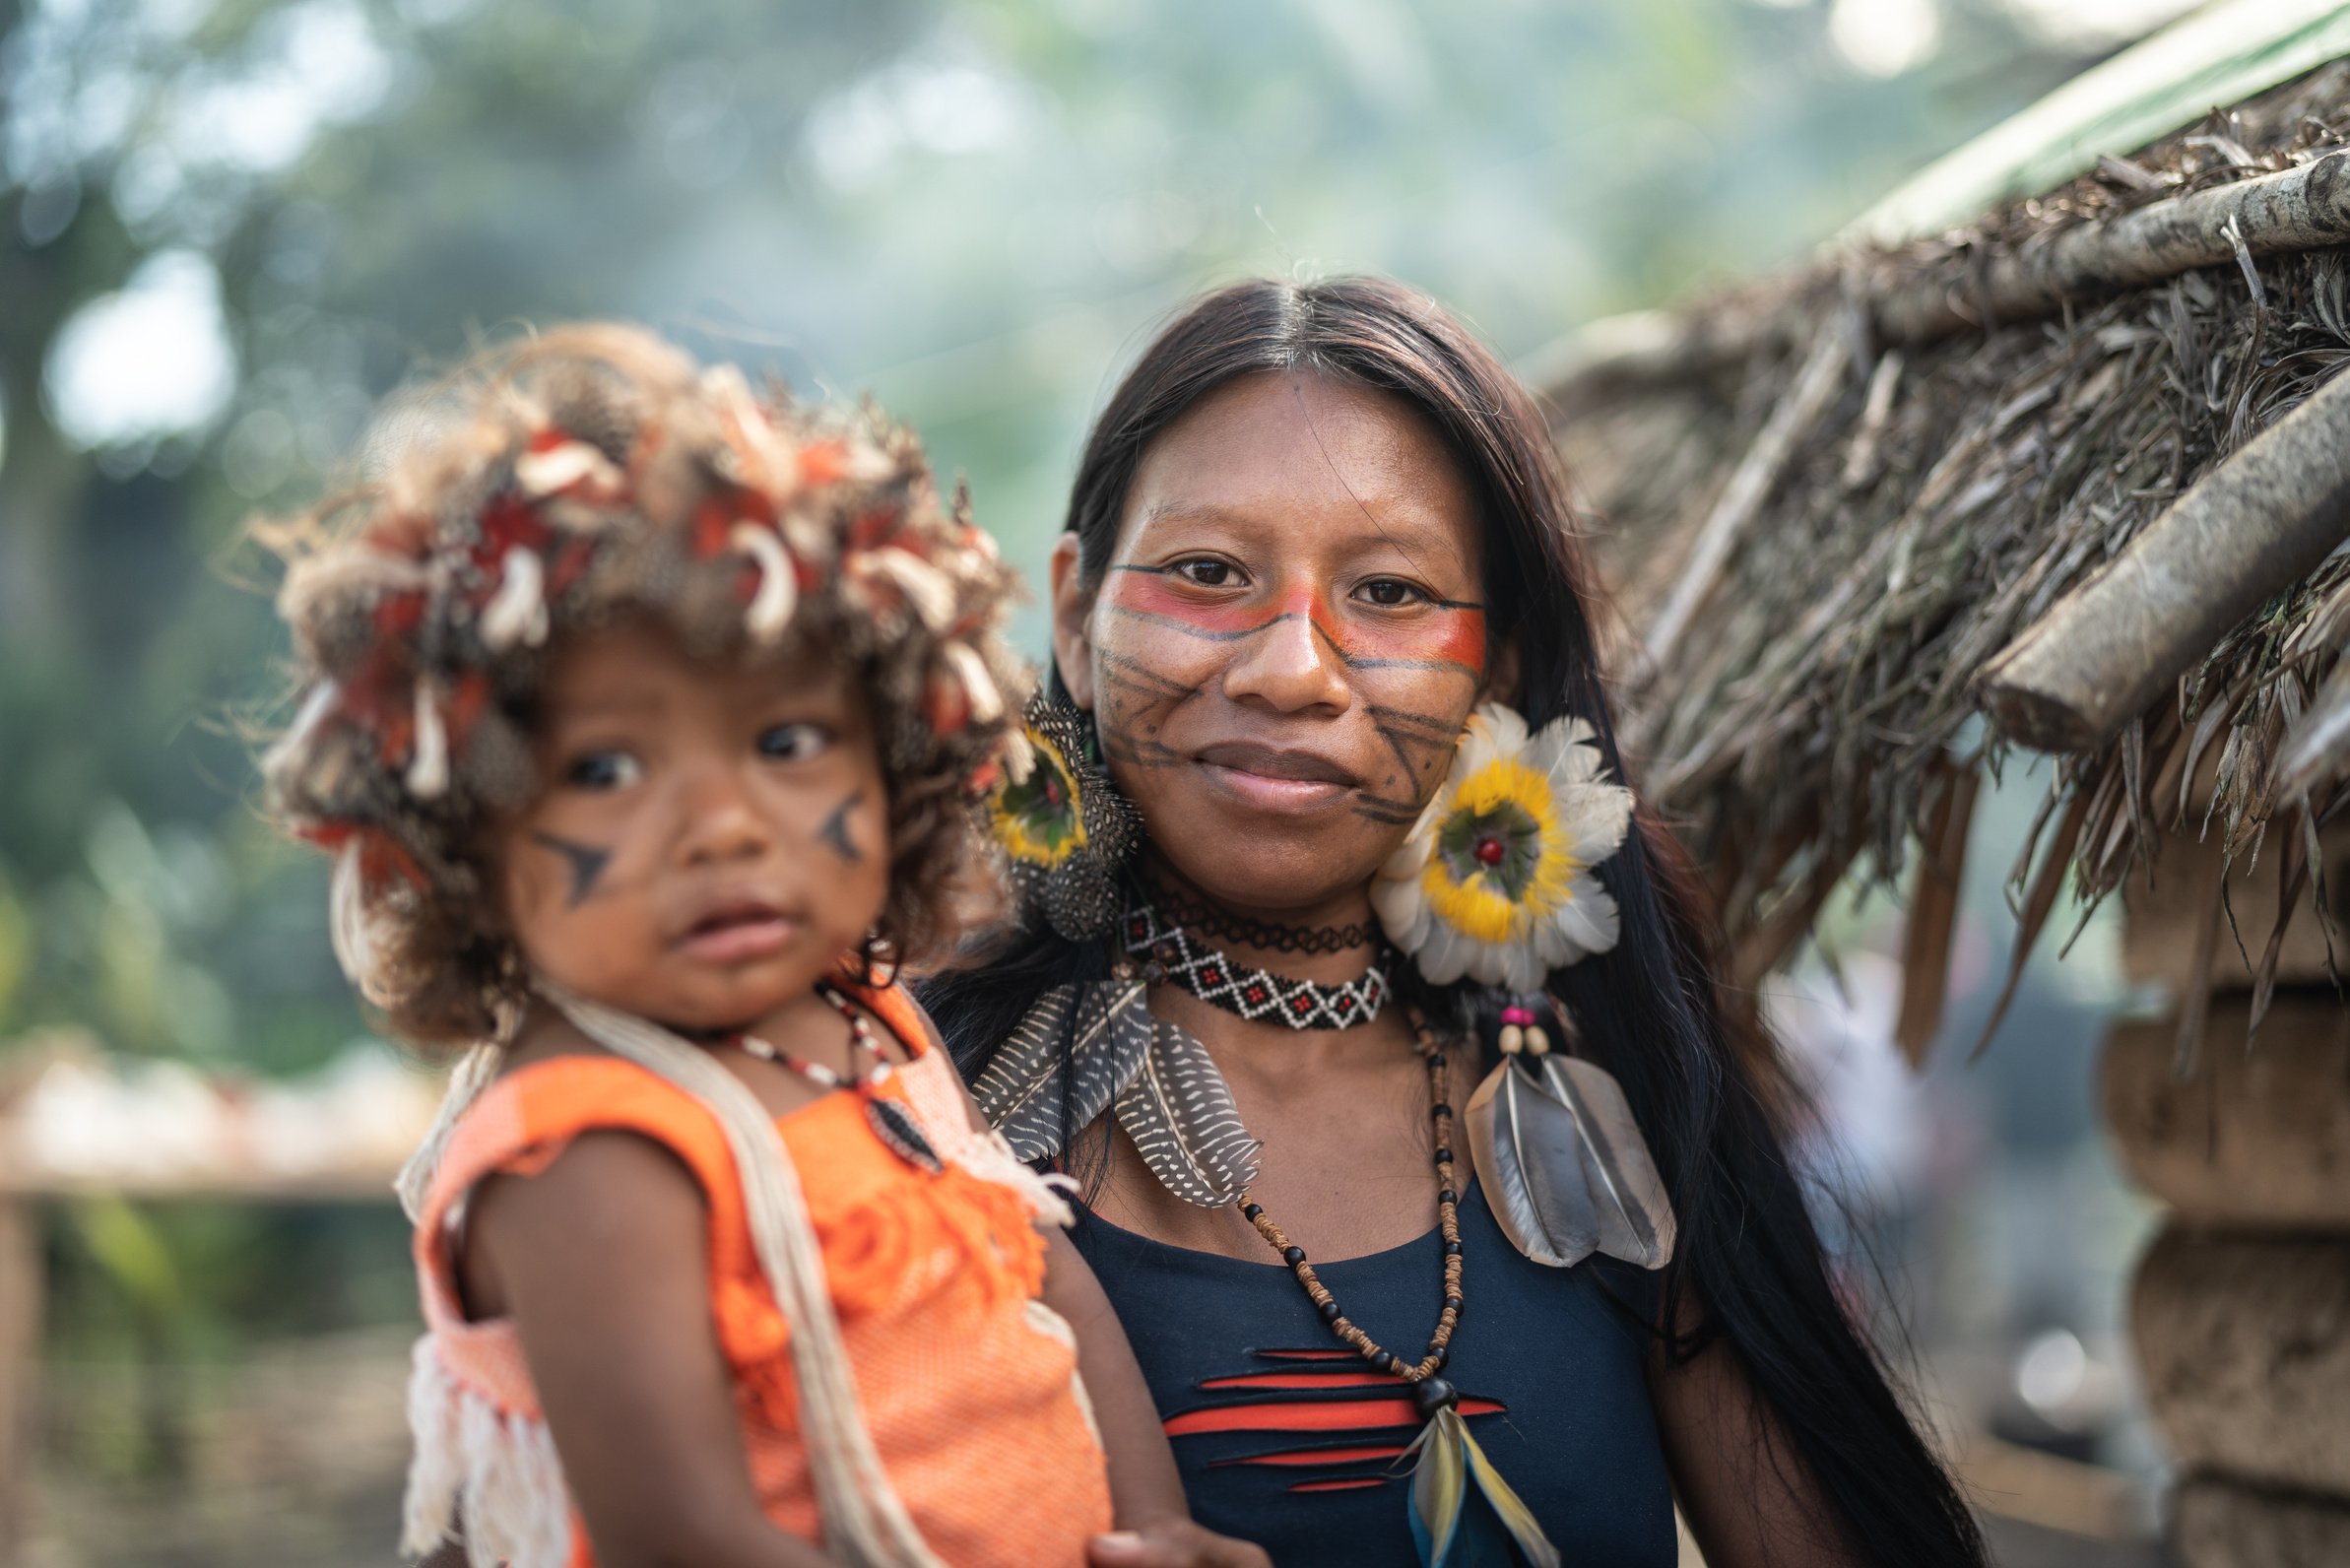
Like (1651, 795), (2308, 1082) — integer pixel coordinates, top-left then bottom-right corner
(1643, 330), (1849, 671)
(0, 1198), (40, 1564)
(1976, 362), (2350, 752)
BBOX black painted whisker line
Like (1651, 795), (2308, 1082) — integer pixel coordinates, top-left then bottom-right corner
(818, 789), (865, 864)
(1106, 604), (1295, 642)
(1365, 704), (1464, 738)
(1101, 735), (1183, 768)
(1351, 799), (1423, 824)
(1098, 651), (1199, 701)
(530, 831), (613, 907)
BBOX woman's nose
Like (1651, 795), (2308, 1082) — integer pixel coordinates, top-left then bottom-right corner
(1221, 599), (1352, 714)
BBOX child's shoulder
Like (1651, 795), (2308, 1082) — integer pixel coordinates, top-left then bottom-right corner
(424, 1030), (732, 1220)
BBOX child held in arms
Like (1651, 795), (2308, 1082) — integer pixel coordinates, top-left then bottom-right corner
(260, 325), (1267, 1568)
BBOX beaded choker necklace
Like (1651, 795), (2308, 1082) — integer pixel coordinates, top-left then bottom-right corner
(1122, 896), (1388, 1030)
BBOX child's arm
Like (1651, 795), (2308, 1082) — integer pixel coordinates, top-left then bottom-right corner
(899, 992), (1269, 1568)
(1038, 1224), (1272, 1568)
(466, 1128), (838, 1568)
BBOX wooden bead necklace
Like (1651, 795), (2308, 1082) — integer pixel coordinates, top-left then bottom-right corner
(734, 983), (942, 1173)
(1234, 1004), (1464, 1419)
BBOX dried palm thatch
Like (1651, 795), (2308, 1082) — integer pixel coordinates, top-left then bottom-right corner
(1548, 61), (2350, 1062)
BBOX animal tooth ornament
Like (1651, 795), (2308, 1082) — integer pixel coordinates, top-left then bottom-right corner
(1376, 703), (1677, 1279)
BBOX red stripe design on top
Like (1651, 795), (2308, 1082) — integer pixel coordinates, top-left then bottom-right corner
(1199, 1370), (1395, 1391)
(1163, 1394), (1506, 1437)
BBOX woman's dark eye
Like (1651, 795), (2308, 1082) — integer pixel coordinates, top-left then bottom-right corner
(1359, 579), (1427, 608)
(758, 722), (831, 762)
(1174, 558), (1237, 587)
(565, 750), (643, 790)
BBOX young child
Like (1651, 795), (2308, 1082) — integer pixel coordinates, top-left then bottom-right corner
(261, 326), (1263, 1568)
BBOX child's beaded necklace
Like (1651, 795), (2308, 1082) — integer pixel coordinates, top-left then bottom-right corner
(731, 982), (944, 1175)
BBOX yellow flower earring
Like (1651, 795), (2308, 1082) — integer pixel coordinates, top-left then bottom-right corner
(1371, 702), (1633, 993)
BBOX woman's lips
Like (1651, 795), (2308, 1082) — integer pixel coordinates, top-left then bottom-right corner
(674, 903), (797, 964)
(1195, 742), (1357, 812)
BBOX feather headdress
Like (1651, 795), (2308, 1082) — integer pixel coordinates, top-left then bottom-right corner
(261, 325), (1032, 1042)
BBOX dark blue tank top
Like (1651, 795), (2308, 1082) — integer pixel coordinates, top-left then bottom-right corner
(1070, 1178), (1677, 1567)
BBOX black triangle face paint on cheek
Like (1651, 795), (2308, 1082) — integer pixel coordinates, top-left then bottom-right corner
(819, 790), (865, 864)
(530, 831), (612, 907)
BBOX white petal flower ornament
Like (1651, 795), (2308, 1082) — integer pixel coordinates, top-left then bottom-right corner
(1372, 702), (1635, 993)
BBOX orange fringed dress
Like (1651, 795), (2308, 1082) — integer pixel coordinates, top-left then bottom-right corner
(402, 981), (1113, 1568)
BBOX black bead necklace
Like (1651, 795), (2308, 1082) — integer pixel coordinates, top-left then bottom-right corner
(1235, 1005), (1463, 1419)
(1138, 865), (1382, 956)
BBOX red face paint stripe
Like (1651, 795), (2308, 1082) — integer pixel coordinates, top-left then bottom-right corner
(1199, 1371), (1397, 1391)
(1288, 1476), (1394, 1493)
(1105, 570), (1281, 637)
(1162, 1395), (1505, 1437)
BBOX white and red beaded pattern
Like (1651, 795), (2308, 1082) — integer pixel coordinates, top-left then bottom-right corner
(1123, 899), (1389, 1031)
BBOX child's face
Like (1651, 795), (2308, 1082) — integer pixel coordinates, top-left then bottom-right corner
(494, 615), (891, 1032)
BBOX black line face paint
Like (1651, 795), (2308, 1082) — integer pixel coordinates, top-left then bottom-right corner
(531, 831), (613, 906)
(819, 790), (865, 864)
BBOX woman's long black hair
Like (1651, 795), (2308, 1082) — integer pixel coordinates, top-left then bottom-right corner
(922, 276), (1986, 1566)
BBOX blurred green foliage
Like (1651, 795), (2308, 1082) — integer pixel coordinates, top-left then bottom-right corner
(0, 0), (2110, 1364)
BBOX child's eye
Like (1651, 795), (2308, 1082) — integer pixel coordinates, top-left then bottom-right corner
(758, 722), (832, 762)
(1357, 578), (1429, 608)
(1173, 557), (1241, 588)
(565, 750), (643, 790)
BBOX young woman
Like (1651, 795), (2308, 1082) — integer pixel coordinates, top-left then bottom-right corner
(923, 278), (1988, 1567)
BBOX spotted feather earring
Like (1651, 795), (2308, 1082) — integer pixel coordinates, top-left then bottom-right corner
(987, 692), (1139, 942)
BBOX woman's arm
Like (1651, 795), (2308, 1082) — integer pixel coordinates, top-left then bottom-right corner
(1647, 1301), (1865, 1568)
(469, 1129), (836, 1568)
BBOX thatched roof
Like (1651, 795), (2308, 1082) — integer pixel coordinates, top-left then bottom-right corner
(1543, 54), (2350, 1056)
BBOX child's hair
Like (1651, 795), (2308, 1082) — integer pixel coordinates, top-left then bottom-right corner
(261, 323), (1029, 1045)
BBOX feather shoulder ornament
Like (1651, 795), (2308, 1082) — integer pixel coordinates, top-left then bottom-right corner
(971, 968), (1260, 1207)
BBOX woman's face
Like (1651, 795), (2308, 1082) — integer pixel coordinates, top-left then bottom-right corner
(1052, 369), (1512, 916)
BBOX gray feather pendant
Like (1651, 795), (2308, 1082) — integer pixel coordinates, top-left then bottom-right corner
(970, 977), (1151, 1163)
(1114, 1016), (1262, 1207)
(1466, 1054), (1674, 1271)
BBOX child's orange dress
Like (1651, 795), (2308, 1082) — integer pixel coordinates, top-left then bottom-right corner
(401, 979), (1113, 1567)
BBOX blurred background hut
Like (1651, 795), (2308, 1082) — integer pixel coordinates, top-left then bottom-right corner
(0, 0), (2272, 1562)
(1545, 2), (2350, 1561)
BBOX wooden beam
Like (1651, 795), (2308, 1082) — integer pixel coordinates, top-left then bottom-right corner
(1875, 149), (2350, 342)
(1977, 363), (2350, 753)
